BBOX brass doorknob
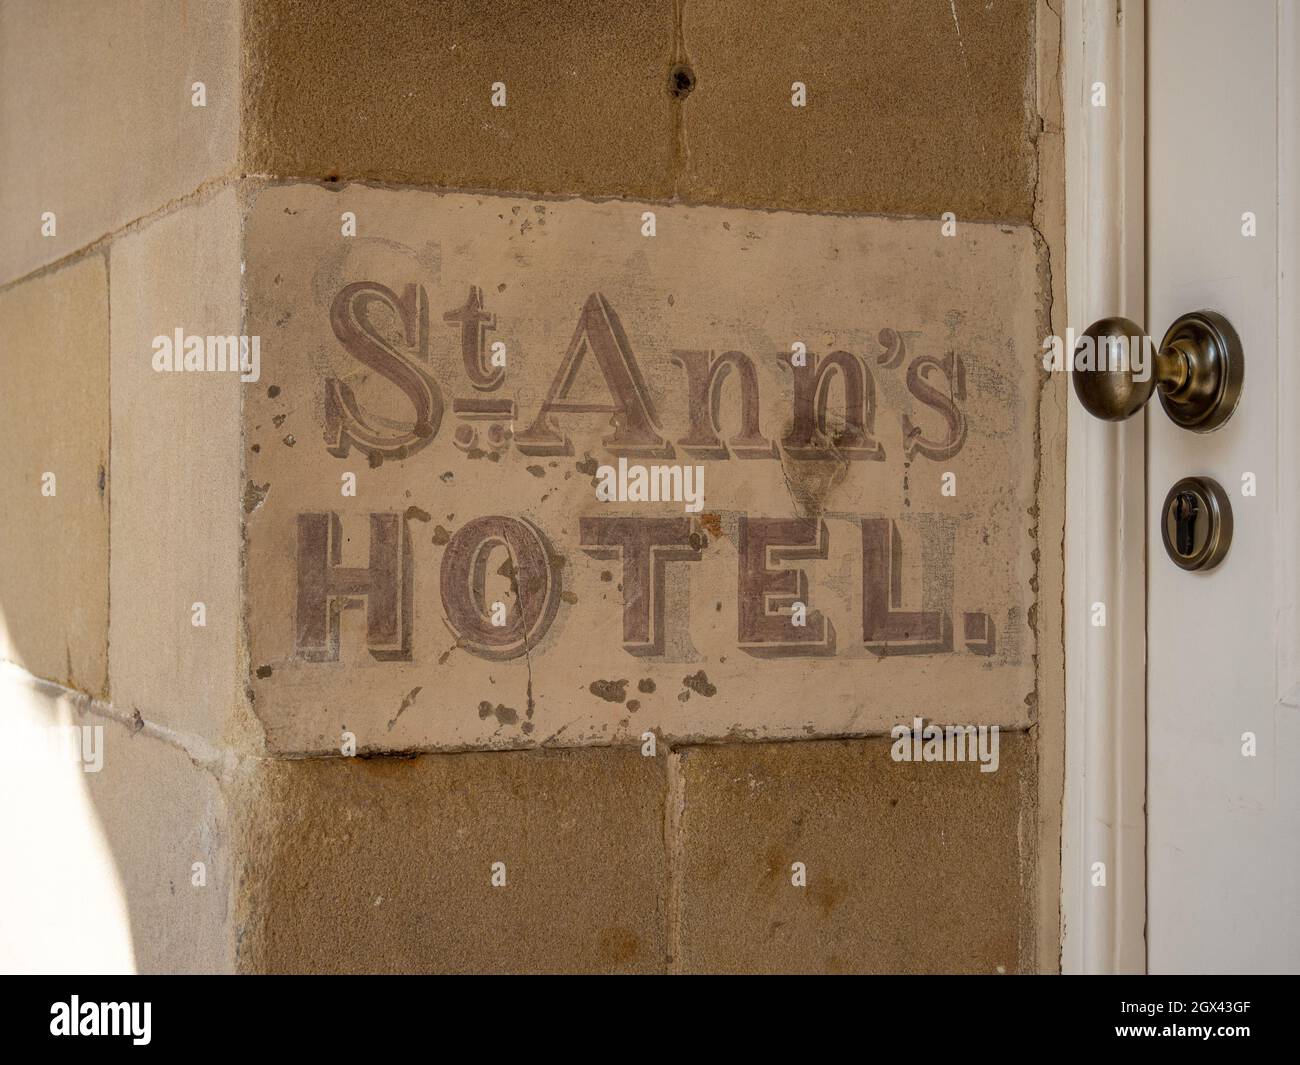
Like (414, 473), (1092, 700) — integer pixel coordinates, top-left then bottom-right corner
(1072, 309), (1244, 431)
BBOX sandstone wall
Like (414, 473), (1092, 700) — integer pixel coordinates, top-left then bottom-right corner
(0, 0), (1065, 974)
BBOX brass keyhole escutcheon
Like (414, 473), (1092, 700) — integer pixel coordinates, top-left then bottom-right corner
(1161, 476), (1233, 571)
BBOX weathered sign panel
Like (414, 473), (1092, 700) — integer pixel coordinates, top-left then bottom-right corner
(244, 185), (1043, 753)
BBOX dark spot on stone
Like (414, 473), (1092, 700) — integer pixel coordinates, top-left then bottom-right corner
(575, 453), (599, 477)
(811, 877), (843, 919)
(130, 709), (144, 734)
(242, 479), (269, 514)
(388, 685), (423, 730)
(626, 699), (640, 712)
(488, 451), (501, 463)
(432, 525), (451, 545)
(599, 926), (641, 963)
(282, 434), (295, 447)
(267, 385), (280, 398)
(368, 452), (384, 468)
(600, 570), (613, 582)
(272, 413), (286, 427)
(526, 465), (545, 478)
(255, 665), (273, 679)
(589, 679), (628, 703)
(716, 601), (723, 612)
(521, 721), (534, 734)
(251, 444), (260, 453)
(97, 465), (105, 497)
(687, 531), (708, 551)
(497, 557), (519, 597)
(668, 62), (696, 99)
(561, 590), (579, 605)
(440, 471), (454, 482)
(404, 505), (431, 523)
(638, 678), (656, 694)
(683, 670), (716, 697)
(477, 700), (519, 726)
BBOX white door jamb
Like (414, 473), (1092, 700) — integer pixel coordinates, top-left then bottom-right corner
(1061, 0), (1148, 975)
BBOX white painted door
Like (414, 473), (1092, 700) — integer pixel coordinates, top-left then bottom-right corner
(1147, 0), (1300, 973)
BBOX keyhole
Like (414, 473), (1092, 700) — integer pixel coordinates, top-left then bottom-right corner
(1160, 476), (1231, 572)
(1173, 491), (1201, 555)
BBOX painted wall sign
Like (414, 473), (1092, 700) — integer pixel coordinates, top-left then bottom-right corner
(244, 186), (1045, 753)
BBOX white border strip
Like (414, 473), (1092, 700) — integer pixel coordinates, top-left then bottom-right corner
(1061, 0), (1147, 974)
(1275, 0), (1300, 709)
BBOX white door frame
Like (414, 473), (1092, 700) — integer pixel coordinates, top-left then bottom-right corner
(1061, 0), (1148, 974)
